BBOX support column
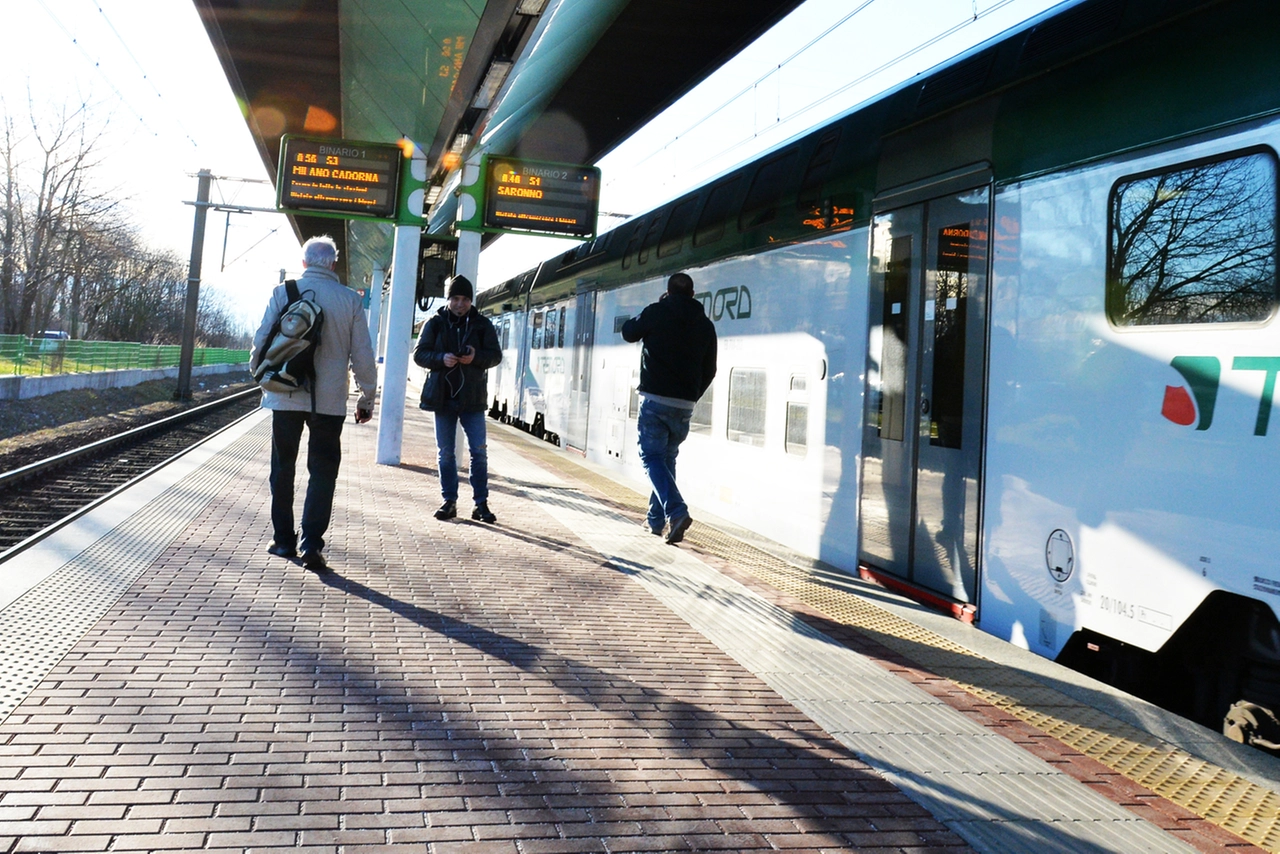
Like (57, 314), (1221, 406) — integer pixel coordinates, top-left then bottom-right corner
(375, 224), (421, 465)
(455, 230), (480, 283)
(454, 154), (483, 285)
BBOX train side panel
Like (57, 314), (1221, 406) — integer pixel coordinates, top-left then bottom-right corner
(586, 231), (868, 559)
(488, 308), (526, 423)
(982, 120), (1280, 660)
(525, 299), (576, 441)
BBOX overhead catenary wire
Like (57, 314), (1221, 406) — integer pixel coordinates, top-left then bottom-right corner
(88, 0), (199, 148)
(31, 0), (199, 148)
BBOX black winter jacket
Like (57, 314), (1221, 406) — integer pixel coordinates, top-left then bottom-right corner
(414, 306), (502, 412)
(621, 292), (717, 402)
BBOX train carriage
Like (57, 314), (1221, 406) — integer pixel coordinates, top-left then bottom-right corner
(472, 0), (1280, 745)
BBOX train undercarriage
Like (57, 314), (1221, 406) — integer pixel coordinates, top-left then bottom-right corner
(1059, 592), (1280, 752)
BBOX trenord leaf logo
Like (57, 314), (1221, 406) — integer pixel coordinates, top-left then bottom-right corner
(1162, 356), (1219, 430)
(1162, 355), (1280, 435)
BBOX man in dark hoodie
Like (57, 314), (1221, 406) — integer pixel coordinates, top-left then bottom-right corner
(621, 272), (717, 544)
(414, 275), (502, 523)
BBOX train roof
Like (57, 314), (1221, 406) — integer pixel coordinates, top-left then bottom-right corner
(491, 0), (1280, 308)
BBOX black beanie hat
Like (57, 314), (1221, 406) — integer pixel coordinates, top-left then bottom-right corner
(446, 275), (474, 300)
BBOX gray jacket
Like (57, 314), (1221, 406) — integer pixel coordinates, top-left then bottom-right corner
(250, 266), (377, 416)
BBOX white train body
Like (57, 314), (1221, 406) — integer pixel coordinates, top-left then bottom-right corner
(472, 0), (1280, 740)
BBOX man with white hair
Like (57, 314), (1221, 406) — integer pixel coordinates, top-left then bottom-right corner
(250, 235), (378, 572)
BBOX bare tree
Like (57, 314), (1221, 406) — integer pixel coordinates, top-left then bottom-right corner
(0, 97), (250, 347)
(0, 98), (120, 335)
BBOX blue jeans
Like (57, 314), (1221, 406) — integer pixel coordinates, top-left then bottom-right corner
(435, 408), (489, 503)
(637, 398), (692, 529)
(270, 410), (345, 554)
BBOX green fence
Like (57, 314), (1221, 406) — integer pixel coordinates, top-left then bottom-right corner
(0, 335), (249, 377)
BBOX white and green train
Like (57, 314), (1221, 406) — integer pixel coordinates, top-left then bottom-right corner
(472, 0), (1280, 747)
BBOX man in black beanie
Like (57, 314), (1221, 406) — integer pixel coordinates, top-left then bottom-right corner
(413, 274), (503, 522)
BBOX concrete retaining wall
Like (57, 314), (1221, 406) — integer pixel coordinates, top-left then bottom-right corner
(0, 362), (250, 401)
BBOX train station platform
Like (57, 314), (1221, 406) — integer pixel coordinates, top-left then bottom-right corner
(2, 392), (1280, 853)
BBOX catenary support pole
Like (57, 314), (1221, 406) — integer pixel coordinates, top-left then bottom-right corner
(367, 265), (384, 358)
(375, 225), (421, 465)
(175, 169), (212, 400)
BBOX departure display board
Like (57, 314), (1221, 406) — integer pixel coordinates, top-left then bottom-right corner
(277, 136), (402, 219)
(482, 157), (600, 237)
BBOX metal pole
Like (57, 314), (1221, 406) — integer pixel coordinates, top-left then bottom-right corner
(375, 225), (421, 465)
(175, 169), (212, 400)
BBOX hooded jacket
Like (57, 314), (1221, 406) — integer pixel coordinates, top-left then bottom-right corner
(413, 305), (501, 412)
(621, 291), (717, 403)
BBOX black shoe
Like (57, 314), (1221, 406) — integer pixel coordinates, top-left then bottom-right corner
(471, 502), (497, 524)
(643, 520), (663, 536)
(300, 550), (328, 572)
(434, 501), (457, 521)
(665, 515), (692, 545)
(267, 541), (297, 558)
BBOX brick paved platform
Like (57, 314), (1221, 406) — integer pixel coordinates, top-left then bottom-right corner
(0, 398), (1272, 853)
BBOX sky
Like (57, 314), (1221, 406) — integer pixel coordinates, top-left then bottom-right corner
(1, 0), (1065, 331)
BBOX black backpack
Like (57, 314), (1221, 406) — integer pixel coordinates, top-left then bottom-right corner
(253, 280), (324, 405)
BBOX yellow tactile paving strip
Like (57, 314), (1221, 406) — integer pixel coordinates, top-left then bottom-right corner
(493, 427), (1280, 852)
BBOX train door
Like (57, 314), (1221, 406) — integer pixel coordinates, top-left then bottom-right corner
(859, 184), (989, 603)
(565, 289), (596, 452)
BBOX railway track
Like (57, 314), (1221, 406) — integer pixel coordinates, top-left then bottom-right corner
(0, 387), (261, 558)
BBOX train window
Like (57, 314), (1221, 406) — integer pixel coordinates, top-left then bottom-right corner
(621, 219), (646, 270)
(786, 404), (808, 455)
(1107, 148), (1278, 326)
(739, 149), (798, 232)
(727, 368), (767, 446)
(878, 237), (912, 442)
(694, 177), (741, 247)
(558, 307), (567, 347)
(690, 383), (713, 435)
(658, 198), (699, 258)
(786, 373), (807, 456)
(636, 216), (663, 265)
(531, 311), (544, 350)
(501, 318), (510, 350)
(796, 130), (841, 212)
(544, 309), (557, 348)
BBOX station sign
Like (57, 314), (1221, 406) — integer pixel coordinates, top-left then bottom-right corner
(277, 136), (403, 220)
(479, 156), (600, 238)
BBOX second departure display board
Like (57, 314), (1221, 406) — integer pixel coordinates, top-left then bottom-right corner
(277, 136), (402, 219)
(482, 157), (600, 237)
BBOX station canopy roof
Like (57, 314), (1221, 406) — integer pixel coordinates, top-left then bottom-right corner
(194, 0), (807, 287)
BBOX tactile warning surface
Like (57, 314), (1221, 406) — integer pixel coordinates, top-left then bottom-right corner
(0, 421), (270, 725)
(496, 428), (1280, 853)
